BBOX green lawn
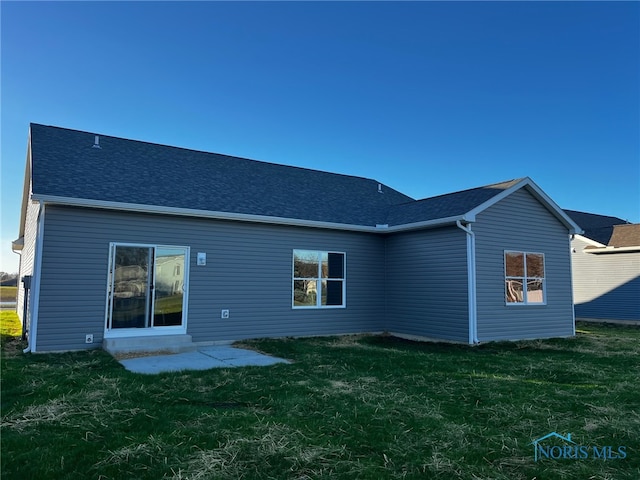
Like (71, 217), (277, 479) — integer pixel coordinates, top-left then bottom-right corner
(1, 313), (638, 479)
(0, 311), (21, 337)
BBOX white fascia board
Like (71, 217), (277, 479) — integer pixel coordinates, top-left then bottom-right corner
(584, 245), (640, 254)
(31, 194), (467, 234)
(31, 195), (376, 232)
(521, 180), (584, 234)
(463, 177), (531, 222)
(17, 137), (33, 239)
(11, 237), (24, 251)
(464, 177), (583, 235)
(573, 234), (605, 248)
(382, 215), (468, 233)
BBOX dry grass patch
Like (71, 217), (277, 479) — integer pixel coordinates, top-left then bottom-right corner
(1, 387), (145, 433)
(172, 423), (349, 480)
(95, 435), (169, 467)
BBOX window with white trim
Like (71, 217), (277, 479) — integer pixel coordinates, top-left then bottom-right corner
(107, 243), (189, 330)
(293, 250), (345, 308)
(504, 251), (545, 305)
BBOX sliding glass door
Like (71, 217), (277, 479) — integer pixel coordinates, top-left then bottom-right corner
(107, 244), (188, 332)
(153, 247), (187, 327)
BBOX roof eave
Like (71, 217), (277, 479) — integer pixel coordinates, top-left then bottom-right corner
(383, 215), (468, 233)
(31, 194), (380, 232)
(573, 234), (606, 248)
(31, 194), (468, 234)
(464, 177), (583, 235)
(11, 237), (24, 251)
(584, 245), (640, 254)
(16, 132), (33, 239)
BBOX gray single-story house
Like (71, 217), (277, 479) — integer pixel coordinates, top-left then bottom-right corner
(13, 124), (582, 353)
(565, 210), (640, 322)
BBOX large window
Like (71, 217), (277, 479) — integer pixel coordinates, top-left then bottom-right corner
(293, 250), (345, 308)
(505, 251), (545, 305)
(107, 243), (189, 331)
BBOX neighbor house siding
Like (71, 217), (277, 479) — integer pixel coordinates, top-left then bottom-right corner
(35, 205), (385, 352)
(571, 237), (640, 321)
(16, 188), (40, 325)
(473, 189), (574, 341)
(385, 226), (469, 342)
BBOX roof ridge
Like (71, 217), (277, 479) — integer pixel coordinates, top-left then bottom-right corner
(30, 123), (409, 193)
(27, 124), (575, 232)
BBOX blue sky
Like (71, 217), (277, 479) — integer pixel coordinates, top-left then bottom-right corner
(1, 1), (638, 273)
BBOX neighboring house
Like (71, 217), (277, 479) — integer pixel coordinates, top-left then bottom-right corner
(565, 210), (640, 322)
(12, 124), (582, 353)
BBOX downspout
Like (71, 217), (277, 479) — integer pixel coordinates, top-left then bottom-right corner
(569, 234), (576, 337)
(20, 277), (31, 341)
(11, 247), (21, 315)
(23, 202), (45, 354)
(456, 220), (479, 344)
(11, 247), (26, 341)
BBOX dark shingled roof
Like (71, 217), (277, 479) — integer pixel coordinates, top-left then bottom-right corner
(30, 124), (414, 227)
(564, 209), (630, 245)
(28, 123), (531, 229)
(385, 179), (522, 226)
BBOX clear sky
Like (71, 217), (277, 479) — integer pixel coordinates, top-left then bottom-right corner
(1, 1), (639, 274)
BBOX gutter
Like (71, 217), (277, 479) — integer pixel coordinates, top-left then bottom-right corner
(583, 245), (640, 254)
(456, 220), (479, 344)
(11, 241), (23, 337)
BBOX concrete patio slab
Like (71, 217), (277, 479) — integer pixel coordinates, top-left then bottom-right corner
(119, 346), (289, 374)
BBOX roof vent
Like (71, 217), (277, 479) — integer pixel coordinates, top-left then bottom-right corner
(92, 135), (101, 149)
(378, 183), (383, 194)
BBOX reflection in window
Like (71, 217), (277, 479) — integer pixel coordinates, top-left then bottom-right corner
(111, 246), (151, 329)
(153, 248), (186, 326)
(505, 251), (545, 305)
(108, 244), (188, 329)
(293, 250), (345, 308)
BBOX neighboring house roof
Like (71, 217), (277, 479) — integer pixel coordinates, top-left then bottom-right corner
(564, 209), (629, 246)
(608, 224), (640, 248)
(20, 123), (581, 235)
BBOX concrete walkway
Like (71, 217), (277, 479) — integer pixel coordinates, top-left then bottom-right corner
(119, 345), (289, 374)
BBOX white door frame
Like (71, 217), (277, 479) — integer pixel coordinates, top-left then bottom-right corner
(104, 242), (190, 338)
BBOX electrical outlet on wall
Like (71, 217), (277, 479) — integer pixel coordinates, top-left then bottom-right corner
(85, 334), (94, 344)
(221, 309), (230, 319)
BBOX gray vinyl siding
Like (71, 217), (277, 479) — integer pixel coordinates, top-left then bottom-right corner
(473, 189), (574, 341)
(16, 189), (40, 324)
(571, 237), (640, 320)
(35, 205), (385, 352)
(385, 227), (469, 342)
